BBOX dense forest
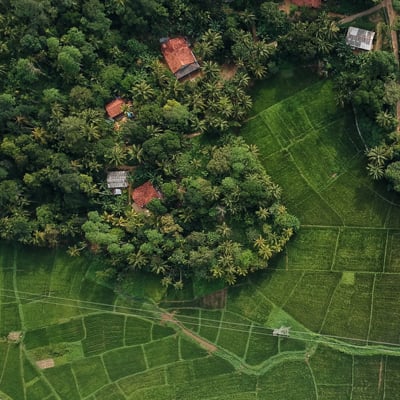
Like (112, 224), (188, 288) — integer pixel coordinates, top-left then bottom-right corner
(1, 0), (396, 287)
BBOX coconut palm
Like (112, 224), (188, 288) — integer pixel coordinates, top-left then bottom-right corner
(366, 145), (391, 167)
(105, 144), (127, 167)
(216, 222), (231, 238)
(367, 163), (385, 180)
(131, 81), (156, 102)
(202, 61), (220, 81)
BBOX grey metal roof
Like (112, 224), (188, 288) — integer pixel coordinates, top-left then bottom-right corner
(346, 26), (375, 51)
(107, 170), (129, 189)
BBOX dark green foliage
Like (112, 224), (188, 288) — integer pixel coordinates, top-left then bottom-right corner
(44, 364), (81, 399)
(118, 368), (166, 396)
(72, 356), (109, 398)
(144, 336), (180, 368)
(103, 346), (147, 380)
(124, 317), (152, 346)
(82, 313), (124, 356)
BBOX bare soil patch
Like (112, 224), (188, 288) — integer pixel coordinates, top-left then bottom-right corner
(200, 288), (227, 309)
(220, 64), (238, 80)
(36, 359), (55, 369)
(7, 331), (22, 342)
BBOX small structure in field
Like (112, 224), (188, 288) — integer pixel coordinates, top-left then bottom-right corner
(291, 0), (321, 8)
(105, 98), (133, 121)
(161, 37), (200, 80)
(107, 170), (129, 195)
(132, 181), (163, 208)
(273, 326), (291, 337)
(346, 27), (375, 51)
(7, 331), (22, 343)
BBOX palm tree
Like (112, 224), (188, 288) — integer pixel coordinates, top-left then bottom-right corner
(258, 243), (273, 260)
(128, 144), (144, 164)
(128, 250), (147, 269)
(254, 236), (267, 249)
(32, 127), (48, 144)
(131, 81), (156, 102)
(202, 29), (223, 52)
(366, 145), (392, 167)
(239, 9), (257, 41)
(233, 71), (250, 89)
(105, 144), (127, 167)
(376, 111), (398, 130)
(367, 163), (385, 180)
(256, 207), (269, 221)
(202, 61), (220, 81)
(216, 222), (231, 238)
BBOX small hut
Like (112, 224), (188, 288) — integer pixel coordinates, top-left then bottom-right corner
(346, 27), (375, 51)
(107, 170), (129, 195)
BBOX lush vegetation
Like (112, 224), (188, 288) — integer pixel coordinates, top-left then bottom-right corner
(0, 0), (309, 286)
(2, 67), (400, 399)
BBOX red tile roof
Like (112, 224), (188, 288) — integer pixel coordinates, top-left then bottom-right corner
(132, 181), (162, 208)
(105, 98), (125, 119)
(291, 0), (321, 7)
(161, 38), (200, 79)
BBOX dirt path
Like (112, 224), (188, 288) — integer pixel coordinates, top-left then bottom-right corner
(378, 356), (384, 391)
(161, 312), (217, 353)
(385, 0), (399, 62)
(374, 22), (383, 50)
(338, 2), (385, 25)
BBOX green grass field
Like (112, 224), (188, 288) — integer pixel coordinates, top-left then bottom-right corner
(2, 67), (400, 399)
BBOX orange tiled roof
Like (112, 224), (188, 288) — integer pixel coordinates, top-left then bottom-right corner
(132, 181), (162, 208)
(105, 98), (125, 119)
(161, 38), (199, 76)
(291, 0), (321, 7)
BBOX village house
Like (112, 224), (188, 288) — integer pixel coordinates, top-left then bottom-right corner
(161, 37), (200, 80)
(107, 170), (129, 195)
(346, 27), (375, 51)
(132, 181), (163, 209)
(105, 98), (133, 121)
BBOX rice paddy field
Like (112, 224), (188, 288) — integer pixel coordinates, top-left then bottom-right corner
(2, 66), (400, 399)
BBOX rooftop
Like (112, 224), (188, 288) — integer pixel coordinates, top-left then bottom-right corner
(107, 170), (129, 190)
(105, 98), (126, 119)
(346, 26), (375, 51)
(161, 37), (200, 80)
(132, 181), (162, 208)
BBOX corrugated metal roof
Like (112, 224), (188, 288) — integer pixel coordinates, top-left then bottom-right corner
(346, 26), (375, 51)
(107, 171), (129, 189)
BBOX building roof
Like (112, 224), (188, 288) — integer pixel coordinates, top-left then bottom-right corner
(346, 26), (375, 51)
(132, 181), (162, 208)
(105, 98), (125, 119)
(291, 0), (321, 7)
(161, 37), (200, 80)
(107, 170), (129, 189)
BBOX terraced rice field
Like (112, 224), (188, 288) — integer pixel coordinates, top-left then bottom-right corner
(2, 68), (400, 399)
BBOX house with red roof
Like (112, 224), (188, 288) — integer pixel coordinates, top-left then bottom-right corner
(132, 181), (163, 208)
(105, 98), (134, 121)
(291, 0), (321, 7)
(105, 98), (125, 120)
(161, 37), (200, 80)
